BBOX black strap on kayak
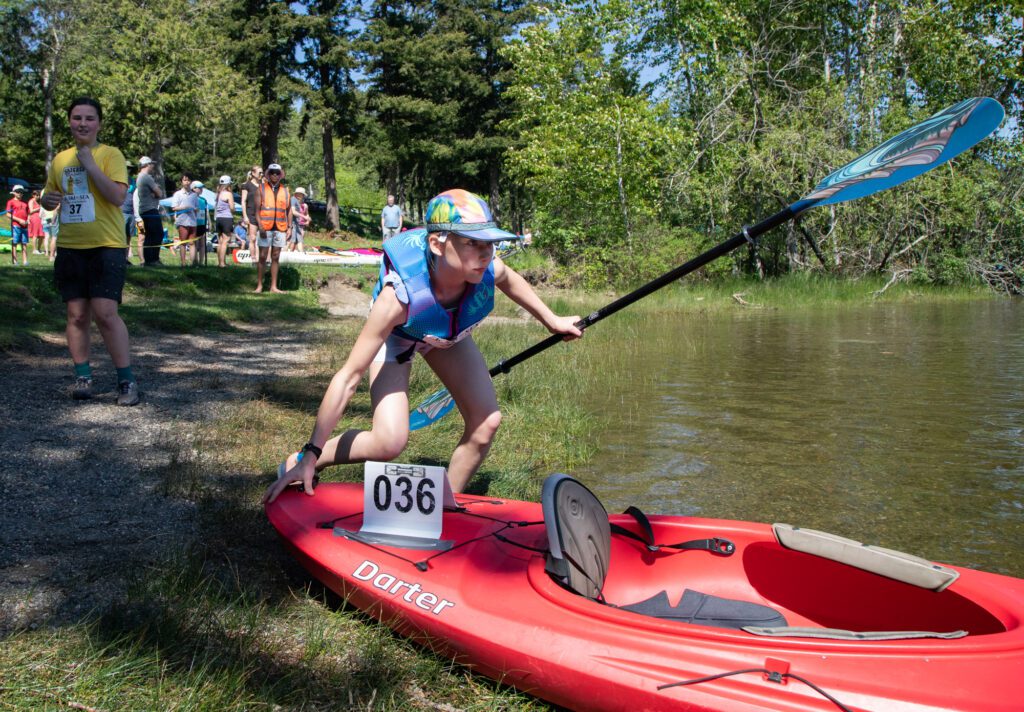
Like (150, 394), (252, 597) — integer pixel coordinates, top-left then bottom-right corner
(611, 507), (735, 556)
(658, 668), (853, 712)
(318, 505), (546, 572)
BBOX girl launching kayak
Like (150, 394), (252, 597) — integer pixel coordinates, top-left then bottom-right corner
(264, 189), (581, 504)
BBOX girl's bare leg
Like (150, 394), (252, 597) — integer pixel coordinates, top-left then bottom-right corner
(423, 337), (501, 493)
(66, 299), (93, 364)
(283, 360), (412, 473)
(217, 233), (229, 267)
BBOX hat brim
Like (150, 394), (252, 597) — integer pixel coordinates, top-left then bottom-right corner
(432, 225), (517, 243)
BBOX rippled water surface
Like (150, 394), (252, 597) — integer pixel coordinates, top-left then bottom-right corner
(575, 299), (1024, 576)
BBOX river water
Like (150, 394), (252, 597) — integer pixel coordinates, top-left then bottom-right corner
(575, 299), (1024, 577)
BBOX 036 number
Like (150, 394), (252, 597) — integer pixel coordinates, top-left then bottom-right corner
(373, 475), (436, 515)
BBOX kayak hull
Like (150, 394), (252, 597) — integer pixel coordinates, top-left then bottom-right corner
(266, 482), (1024, 711)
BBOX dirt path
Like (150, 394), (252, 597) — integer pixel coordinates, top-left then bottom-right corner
(0, 277), (383, 636)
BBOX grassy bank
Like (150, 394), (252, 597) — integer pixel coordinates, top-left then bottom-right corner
(0, 249), (1003, 710)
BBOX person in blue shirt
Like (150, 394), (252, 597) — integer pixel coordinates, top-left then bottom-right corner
(264, 189), (582, 503)
(380, 194), (403, 241)
(192, 181), (209, 264)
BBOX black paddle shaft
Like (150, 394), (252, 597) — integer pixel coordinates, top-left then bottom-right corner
(491, 205), (798, 377)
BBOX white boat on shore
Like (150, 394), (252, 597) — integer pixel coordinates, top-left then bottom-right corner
(231, 248), (381, 267)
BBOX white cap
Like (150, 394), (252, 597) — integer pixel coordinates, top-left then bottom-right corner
(138, 156), (154, 167)
(219, 175), (231, 185)
(294, 186), (306, 195)
(266, 163), (283, 172)
(191, 181), (204, 189)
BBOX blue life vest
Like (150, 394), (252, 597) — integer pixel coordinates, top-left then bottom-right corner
(372, 228), (494, 345)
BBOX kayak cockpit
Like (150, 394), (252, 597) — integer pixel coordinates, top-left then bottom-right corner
(541, 474), (1012, 639)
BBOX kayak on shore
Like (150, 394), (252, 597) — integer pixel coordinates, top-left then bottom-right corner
(266, 474), (1024, 711)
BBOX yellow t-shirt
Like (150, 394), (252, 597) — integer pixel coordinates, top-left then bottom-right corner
(44, 144), (128, 249)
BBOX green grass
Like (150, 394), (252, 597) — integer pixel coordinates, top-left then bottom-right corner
(0, 259), (1001, 710)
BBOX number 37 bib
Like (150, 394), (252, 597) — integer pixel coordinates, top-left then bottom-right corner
(61, 167), (96, 224)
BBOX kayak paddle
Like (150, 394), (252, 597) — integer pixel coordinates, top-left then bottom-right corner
(409, 97), (1005, 430)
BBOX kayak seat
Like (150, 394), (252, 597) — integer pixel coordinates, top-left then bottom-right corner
(542, 474), (787, 630)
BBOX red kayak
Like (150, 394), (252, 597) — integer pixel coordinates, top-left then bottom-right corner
(266, 475), (1024, 711)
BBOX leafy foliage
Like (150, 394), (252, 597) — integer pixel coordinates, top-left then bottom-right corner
(0, 0), (1020, 287)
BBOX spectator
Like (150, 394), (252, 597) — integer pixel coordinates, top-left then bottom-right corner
(240, 165), (262, 261)
(170, 174), (198, 266)
(41, 96), (140, 405)
(29, 189), (44, 255)
(255, 162), (290, 293)
(120, 174), (137, 263)
(214, 175), (235, 268)
(135, 156), (164, 266)
(192, 180), (209, 265)
(289, 186), (308, 253)
(40, 195), (58, 261)
(380, 194), (402, 241)
(6, 186), (29, 265)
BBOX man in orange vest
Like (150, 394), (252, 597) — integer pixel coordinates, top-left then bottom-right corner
(256, 162), (291, 293)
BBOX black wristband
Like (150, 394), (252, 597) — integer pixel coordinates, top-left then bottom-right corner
(301, 442), (322, 460)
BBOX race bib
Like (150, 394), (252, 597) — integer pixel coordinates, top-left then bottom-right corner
(61, 166), (96, 224)
(61, 193), (96, 224)
(361, 462), (457, 541)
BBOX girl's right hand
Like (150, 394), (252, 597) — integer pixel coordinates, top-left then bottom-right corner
(40, 191), (63, 210)
(263, 455), (317, 504)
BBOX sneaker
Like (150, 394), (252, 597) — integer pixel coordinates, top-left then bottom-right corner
(72, 376), (93, 400)
(117, 380), (140, 406)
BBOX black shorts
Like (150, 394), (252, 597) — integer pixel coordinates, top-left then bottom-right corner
(196, 224), (208, 237)
(216, 217), (234, 235)
(54, 247), (127, 304)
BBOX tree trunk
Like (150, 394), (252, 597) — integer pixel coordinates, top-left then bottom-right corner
(42, 66), (54, 174)
(260, 112), (280, 167)
(321, 121), (340, 230)
(151, 133), (167, 194)
(489, 162), (500, 219)
(786, 223), (801, 270)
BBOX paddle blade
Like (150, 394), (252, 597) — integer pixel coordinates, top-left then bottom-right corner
(794, 98), (1004, 213)
(409, 388), (457, 431)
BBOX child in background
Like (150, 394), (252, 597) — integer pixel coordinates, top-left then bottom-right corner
(28, 189), (44, 255)
(289, 187), (309, 253)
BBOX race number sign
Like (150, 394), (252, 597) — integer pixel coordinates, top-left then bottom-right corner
(343, 462), (457, 550)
